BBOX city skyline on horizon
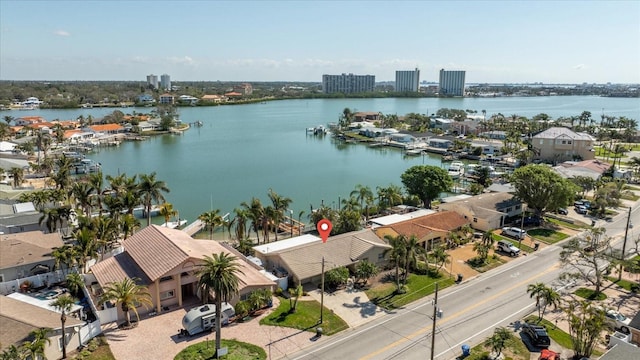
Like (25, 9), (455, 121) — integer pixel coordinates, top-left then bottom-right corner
(1, 1), (639, 84)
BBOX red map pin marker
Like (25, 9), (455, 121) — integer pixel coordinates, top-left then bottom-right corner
(317, 219), (332, 243)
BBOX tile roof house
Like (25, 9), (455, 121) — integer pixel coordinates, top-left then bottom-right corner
(0, 295), (85, 360)
(253, 229), (391, 285)
(0, 231), (64, 283)
(90, 225), (274, 318)
(201, 94), (228, 103)
(438, 192), (521, 231)
(88, 124), (124, 134)
(374, 211), (470, 250)
(531, 127), (596, 162)
(553, 159), (611, 180)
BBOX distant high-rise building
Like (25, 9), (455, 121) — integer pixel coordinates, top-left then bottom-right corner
(146, 74), (158, 89)
(160, 74), (171, 91)
(395, 68), (420, 92)
(438, 69), (466, 97)
(322, 73), (375, 94)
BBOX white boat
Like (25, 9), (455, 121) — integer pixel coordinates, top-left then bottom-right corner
(133, 205), (161, 218)
(161, 219), (187, 229)
(447, 161), (465, 179)
(405, 149), (423, 156)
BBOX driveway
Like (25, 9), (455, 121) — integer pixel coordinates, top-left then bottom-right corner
(103, 296), (317, 360)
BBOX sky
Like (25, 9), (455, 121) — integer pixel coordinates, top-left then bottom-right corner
(1, 0), (639, 84)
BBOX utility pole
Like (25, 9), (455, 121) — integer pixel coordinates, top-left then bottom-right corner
(618, 207), (632, 281)
(320, 256), (325, 324)
(430, 282), (439, 360)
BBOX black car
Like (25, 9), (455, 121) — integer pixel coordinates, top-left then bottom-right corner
(523, 216), (541, 226)
(522, 323), (550, 348)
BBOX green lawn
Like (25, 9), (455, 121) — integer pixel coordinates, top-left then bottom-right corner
(545, 217), (591, 230)
(607, 277), (640, 292)
(174, 339), (266, 360)
(524, 316), (573, 350)
(621, 192), (640, 201)
(574, 287), (607, 301)
(527, 228), (570, 244)
(365, 273), (454, 310)
(260, 297), (348, 335)
(466, 254), (508, 273)
(464, 332), (530, 360)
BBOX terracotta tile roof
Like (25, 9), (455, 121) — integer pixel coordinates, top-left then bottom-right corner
(90, 251), (151, 285)
(201, 94), (225, 100)
(378, 211), (470, 239)
(123, 225), (190, 281)
(275, 229), (391, 282)
(90, 225), (273, 289)
(0, 232), (64, 270)
(64, 129), (83, 138)
(224, 92), (243, 96)
(89, 124), (124, 132)
(28, 122), (55, 129)
(18, 116), (45, 123)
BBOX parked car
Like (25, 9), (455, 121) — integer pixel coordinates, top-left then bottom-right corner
(523, 216), (541, 226)
(502, 227), (526, 240)
(596, 308), (631, 334)
(496, 239), (521, 257)
(556, 208), (568, 215)
(575, 205), (588, 214)
(580, 199), (591, 209)
(573, 200), (584, 207)
(522, 322), (551, 348)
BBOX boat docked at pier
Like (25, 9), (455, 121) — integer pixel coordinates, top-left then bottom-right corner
(447, 161), (465, 179)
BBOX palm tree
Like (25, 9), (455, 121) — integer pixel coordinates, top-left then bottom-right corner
(159, 202), (177, 226)
(233, 208), (249, 240)
(198, 209), (223, 239)
(527, 282), (561, 321)
(196, 253), (244, 354)
(65, 272), (84, 298)
(137, 172), (170, 226)
(93, 216), (117, 260)
(376, 184), (403, 211)
(87, 171), (105, 216)
(241, 198), (264, 243)
(99, 277), (153, 328)
(73, 227), (98, 273)
(50, 295), (76, 359)
(484, 327), (512, 359)
(401, 235), (425, 285)
(120, 214), (140, 240)
(9, 167), (24, 188)
(268, 189), (292, 241)
(430, 245), (450, 272)
(71, 182), (94, 216)
(23, 327), (51, 360)
(383, 234), (407, 292)
(350, 184), (373, 221)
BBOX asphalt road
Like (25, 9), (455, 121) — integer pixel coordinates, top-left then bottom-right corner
(284, 203), (640, 360)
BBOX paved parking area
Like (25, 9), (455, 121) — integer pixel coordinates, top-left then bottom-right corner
(103, 296), (319, 360)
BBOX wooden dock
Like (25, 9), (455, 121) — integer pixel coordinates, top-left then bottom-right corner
(183, 219), (205, 236)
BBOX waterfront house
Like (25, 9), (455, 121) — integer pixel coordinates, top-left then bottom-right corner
(252, 229), (390, 286)
(89, 225), (274, 321)
(353, 112), (382, 122)
(159, 93), (175, 104)
(14, 116), (46, 127)
(178, 95), (199, 105)
(531, 127), (595, 162)
(88, 124), (125, 135)
(374, 211), (470, 250)
(0, 295), (85, 360)
(438, 192), (521, 231)
(478, 130), (507, 140)
(224, 91), (243, 98)
(137, 120), (162, 132)
(428, 138), (452, 149)
(0, 231), (64, 284)
(389, 133), (416, 143)
(201, 94), (228, 103)
(137, 94), (155, 104)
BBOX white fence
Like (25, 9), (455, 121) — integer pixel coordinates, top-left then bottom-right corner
(79, 319), (102, 345)
(0, 269), (67, 295)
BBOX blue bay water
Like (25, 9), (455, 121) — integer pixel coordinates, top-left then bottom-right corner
(18, 96), (640, 223)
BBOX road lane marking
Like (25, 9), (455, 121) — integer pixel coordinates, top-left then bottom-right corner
(359, 264), (559, 360)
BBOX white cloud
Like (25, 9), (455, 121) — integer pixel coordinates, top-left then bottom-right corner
(574, 64), (585, 70)
(167, 56), (195, 65)
(54, 30), (70, 37)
